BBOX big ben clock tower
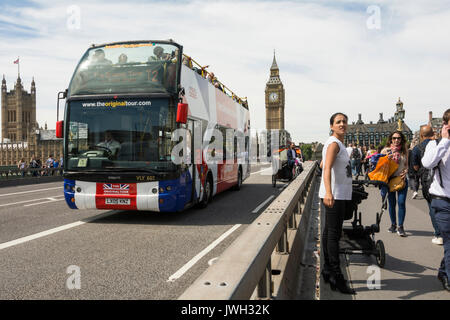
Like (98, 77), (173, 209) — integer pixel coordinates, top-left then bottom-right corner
(265, 51), (285, 130)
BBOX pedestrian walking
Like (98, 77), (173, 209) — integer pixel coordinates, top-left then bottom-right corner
(361, 146), (368, 177)
(346, 143), (353, 158)
(364, 144), (377, 179)
(408, 142), (420, 200)
(319, 112), (355, 294)
(46, 155), (54, 176)
(422, 109), (450, 292)
(350, 144), (362, 179)
(380, 131), (409, 237)
(17, 158), (27, 177)
(412, 125), (443, 245)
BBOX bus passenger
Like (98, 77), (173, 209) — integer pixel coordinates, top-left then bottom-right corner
(149, 46), (169, 61)
(117, 53), (128, 64)
(92, 49), (112, 65)
(171, 49), (179, 63)
(182, 56), (193, 68)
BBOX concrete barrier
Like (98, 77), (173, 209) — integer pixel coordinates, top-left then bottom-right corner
(179, 160), (319, 300)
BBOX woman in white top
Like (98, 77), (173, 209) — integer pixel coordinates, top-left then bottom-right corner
(319, 112), (354, 294)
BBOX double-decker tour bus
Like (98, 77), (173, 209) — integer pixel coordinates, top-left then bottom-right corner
(56, 40), (250, 212)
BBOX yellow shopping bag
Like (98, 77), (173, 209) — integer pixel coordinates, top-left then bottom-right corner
(368, 156), (399, 183)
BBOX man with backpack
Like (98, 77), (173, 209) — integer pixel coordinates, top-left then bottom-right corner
(412, 125), (442, 245)
(422, 109), (450, 292)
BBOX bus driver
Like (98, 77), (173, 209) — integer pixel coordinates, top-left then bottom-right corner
(98, 131), (121, 157)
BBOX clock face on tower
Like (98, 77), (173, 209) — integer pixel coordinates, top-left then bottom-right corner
(269, 92), (278, 102)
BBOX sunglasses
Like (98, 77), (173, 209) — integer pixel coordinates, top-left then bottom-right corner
(392, 137), (402, 140)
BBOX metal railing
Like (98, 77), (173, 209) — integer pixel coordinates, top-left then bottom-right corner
(179, 160), (319, 300)
(0, 167), (63, 181)
(182, 54), (248, 107)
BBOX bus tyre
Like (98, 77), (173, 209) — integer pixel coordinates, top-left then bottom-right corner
(233, 168), (242, 191)
(199, 177), (212, 209)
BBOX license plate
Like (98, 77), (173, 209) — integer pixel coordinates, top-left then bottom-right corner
(105, 198), (130, 205)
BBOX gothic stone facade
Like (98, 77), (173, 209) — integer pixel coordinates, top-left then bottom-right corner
(1, 76), (62, 166)
(344, 99), (413, 147)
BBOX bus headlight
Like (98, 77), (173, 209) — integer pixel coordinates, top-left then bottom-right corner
(159, 187), (164, 193)
(166, 186), (172, 191)
(152, 188), (158, 194)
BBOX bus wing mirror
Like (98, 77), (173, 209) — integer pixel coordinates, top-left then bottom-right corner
(56, 120), (64, 138)
(176, 103), (188, 124)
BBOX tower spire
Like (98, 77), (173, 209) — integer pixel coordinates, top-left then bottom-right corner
(271, 50), (279, 70)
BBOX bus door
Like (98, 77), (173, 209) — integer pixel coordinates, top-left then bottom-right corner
(187, 119), (202, 203)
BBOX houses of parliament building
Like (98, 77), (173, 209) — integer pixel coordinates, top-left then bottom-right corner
(1, 74), (62, 166)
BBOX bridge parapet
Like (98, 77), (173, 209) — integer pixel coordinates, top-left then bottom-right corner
(179, 161), (319, 300)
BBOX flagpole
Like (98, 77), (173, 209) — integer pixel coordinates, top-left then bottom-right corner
(18, 56), (20, 78)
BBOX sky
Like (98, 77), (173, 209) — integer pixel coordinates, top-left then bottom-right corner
(0, 0), (449, 143)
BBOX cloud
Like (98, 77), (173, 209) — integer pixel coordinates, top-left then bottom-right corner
(0, 0), (449, 143)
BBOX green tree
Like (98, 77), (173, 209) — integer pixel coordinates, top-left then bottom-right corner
(300, 144), (313, 161)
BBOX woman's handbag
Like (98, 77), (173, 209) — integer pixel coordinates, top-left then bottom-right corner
(388, 176), (405, 192)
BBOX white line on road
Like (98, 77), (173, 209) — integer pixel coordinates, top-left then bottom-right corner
(167, 224), (242, 282)
(0, 211), (115, 251)
(251, 195), (275, 214)
(0, 195), (65, 207)
(250, 167), (273, 175)
(0, 186), (61, 197)
(23, 198), (65, 207)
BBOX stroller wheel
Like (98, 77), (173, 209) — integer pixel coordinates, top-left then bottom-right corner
(272, 175), (276, 188)
(376, 240), (386, 268)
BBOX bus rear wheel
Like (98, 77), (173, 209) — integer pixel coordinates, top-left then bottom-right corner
(233, 168), (242, 191)
(199, 176), (212, 208)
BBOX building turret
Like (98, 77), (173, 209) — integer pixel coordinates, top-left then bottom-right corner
(31, 77), (37, 129)
(1, 75), (6, 141)
(356, 113), (364, 125)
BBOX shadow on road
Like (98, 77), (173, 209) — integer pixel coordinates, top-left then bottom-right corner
(88, 182), (286, 227)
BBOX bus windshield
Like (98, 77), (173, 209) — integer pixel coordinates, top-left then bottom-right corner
(68, 42), (180, 96)
(66, 98), (177, 172)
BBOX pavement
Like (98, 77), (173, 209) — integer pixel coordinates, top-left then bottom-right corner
(320, 185), (450, 300)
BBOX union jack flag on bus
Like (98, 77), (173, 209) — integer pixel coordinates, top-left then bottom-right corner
(103, 184), (130, 190)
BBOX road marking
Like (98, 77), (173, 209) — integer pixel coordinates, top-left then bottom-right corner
(0, 211), (115, 251)
(278, 183), (288, 191)
(208, 257), (219, 266)
(0, 195), (65, 207)
(252, 195), (275, 214)
(167, 224), (241, 282)
(23, 198), (65, 207)
(250, 167), (273, 175)
(0, 186), (61, 197)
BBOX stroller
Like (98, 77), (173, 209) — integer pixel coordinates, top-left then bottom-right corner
(339, 179), (388, 268)
(271, 147), (298, 187)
